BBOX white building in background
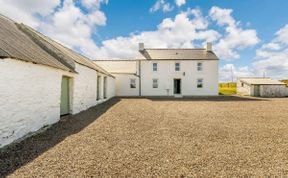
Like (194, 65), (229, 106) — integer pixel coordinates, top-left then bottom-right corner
(95, 43), (219, 97)
(0, 15), (115, 148)
(237, 77), (287, 97)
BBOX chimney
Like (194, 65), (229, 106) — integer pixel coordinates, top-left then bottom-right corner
(205, 42), (212, 51)
(139, 43), (145, 52)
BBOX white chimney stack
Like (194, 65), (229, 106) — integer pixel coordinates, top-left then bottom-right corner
(205, 42), (212, 51)
(139, 43), (145, 51)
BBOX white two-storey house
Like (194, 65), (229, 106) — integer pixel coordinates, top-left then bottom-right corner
(95, 42), (219, 97)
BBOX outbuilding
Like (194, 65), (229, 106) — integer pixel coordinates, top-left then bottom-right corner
(237, 77), (287, 97)
(0, 15), (115, 148)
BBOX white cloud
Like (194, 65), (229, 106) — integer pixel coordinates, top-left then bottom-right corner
(95, 8), (221, 59)
(276, 24), (288, 44)
(175, 0), (186, 7)
(81, 0), (108, 10)
(261, 42), (281, 50)
(209, 6), (260, 60)
(150, 0), (174, 13)
(220, 64), (253, 82)
(253, 24), (288, 79)
(0, 0), (60, 27)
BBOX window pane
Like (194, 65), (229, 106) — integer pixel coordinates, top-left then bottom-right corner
(152, 79), (158, 88)
(175, 63), (180, 71)
(130, 79), (136, 88)
(197, 79), (203, 88)
(153, 63), (157, 71)
(197, 63), (202, 71)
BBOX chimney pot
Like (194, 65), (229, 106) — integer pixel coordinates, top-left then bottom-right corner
(205, 42), (212, 51)
(139, 43), (144, 51)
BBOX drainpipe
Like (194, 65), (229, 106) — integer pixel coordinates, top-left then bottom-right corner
(139, 60), (142, 96)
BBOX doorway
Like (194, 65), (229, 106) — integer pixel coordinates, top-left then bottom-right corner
(254, 85), (260, 97)
(97, 76), (101, 100)
(173, 79), (181, 94)
(60, 76), (70, 115)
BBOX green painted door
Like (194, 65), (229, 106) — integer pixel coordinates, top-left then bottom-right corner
(60, 76), (69, 115)
(254, 85), (260, 97)
(103, 77), (107, 99)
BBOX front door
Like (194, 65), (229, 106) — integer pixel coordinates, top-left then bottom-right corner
(174, 79), (181, 94)
(60, 76), (69, 115)
(254, 85), (260, 97)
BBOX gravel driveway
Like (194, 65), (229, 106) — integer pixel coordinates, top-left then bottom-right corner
(1, 96), (288, 177)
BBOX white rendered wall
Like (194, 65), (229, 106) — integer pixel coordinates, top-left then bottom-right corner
(113, 74), (139, 96)
(107, 76), (116, 98)
(260, 85), (287, 97)
(0, 58), (72, 148)
(72, 64), (116, 113)
(140, 60), (218, 96)
(72, 63), (97, 114)
(0, 59), (115, 148)
(237, 80), (252, 95)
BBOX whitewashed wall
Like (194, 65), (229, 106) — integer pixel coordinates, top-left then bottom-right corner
(72, 63), (97, 114)
(0, 58), (115, 148)
(0, 58), (72, 148)
(237, 80), (252, 95)
(107, 76), (116, 98)
(140, 60), (218, 96)
(113, 74), (139, 96)
(260, 85), (287, 97)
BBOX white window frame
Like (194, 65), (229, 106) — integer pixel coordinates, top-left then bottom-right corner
(197, 62), (203, 71)
(152, 63), (158, 71)
(175, 62), (180, 71)
(130, 78), (136, 88)
(197, 78), (203, 88)
(152, 79), (159, 88)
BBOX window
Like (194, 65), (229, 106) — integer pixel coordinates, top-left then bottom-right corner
(152, 79), (158, 88)
(153, 63), (157, 71)
(175, 62), (180, 71)
(197, 79), (203, 88)
(130, 78), (136, 88)
(197, 62), (203, 71)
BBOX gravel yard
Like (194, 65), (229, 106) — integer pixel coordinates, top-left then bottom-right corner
(1, 96), (288, 177)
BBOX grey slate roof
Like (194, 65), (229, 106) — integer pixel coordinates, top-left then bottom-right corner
(239, 78), (286, 85)
(0, 15), (70, 71)
(136, 48), (219, 60)
(0, 14), (112, 77)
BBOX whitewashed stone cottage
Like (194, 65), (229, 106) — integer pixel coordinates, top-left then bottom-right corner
(237, 77), (287, 97)
(95, 43), (219, 97)
(0, 15), (115, 148)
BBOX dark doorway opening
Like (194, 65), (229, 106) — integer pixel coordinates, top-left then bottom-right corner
(174, 79), (181, 94)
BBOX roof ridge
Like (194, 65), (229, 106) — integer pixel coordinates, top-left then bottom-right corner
(145, 48), (206, 50)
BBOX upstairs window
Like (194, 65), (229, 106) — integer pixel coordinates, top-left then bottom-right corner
(152, 79), (158, 88)
(197, 62), (203, 71)
(130, 78), (136, 88)
(197, 79), (203, 88)
(175, 62), (180, 71)
(153, 63), (158, 71)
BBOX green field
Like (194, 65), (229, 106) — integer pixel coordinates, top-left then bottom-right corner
(219, 82), (236, 95)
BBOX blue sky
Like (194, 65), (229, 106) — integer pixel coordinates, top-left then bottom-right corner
(0, 0), (288, 81)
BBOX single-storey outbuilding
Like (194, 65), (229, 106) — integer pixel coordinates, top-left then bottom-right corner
(0, 15), (115, 148)
(237, 77), (287, 97)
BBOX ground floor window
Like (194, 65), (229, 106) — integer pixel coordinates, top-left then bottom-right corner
(197, 78), (203, 88)
(130, 78), (136, 88)
(152, 79), (158, 88)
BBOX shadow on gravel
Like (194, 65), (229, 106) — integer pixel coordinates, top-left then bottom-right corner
(144, 95), (269, 102)
(0, 97), (120, 177)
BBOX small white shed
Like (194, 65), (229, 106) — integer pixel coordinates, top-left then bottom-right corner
(237, 78), (287, 97)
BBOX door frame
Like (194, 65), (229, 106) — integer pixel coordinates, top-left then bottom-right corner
(60, 76), (71, 116)
(173, 78), (181, 95)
